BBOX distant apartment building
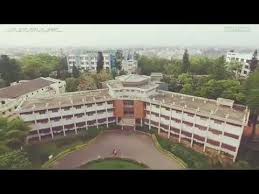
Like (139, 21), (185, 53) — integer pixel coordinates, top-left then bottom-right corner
(67, 52), (115, 73)
(17, 74), (249, 161)
(226, 51), (253, 77)
(0, 77), (65, 118)
(121, 59), (138, 74)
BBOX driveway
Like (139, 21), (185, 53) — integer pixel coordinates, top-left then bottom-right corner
(52, 130), (183, 169)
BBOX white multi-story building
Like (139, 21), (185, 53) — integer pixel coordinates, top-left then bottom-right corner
(226, 51), (253, 77)
(121, 59), (138, 74)
(17, 74), (249, 162)
(0, 77), (65, 117)
(67, 53), (112, 73)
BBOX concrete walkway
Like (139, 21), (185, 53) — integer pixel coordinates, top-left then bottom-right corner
(52, 130), (183, 169)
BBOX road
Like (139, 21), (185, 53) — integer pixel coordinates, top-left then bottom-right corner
(52, 130), (183, 169)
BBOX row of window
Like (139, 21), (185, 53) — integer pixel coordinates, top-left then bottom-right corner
(151, 123), (237, 152)
(30, 117), (116, 135)
(21, 102), (114, 115)
(146, 109), (242, 128)
(148, 118), (239, 140)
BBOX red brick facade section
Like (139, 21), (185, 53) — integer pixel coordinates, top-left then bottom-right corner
(113, 100), (124, 117)
(134, 101), (146, 119)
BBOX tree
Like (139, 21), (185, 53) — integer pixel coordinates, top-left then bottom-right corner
(94, 70), (113, 88)
(72, 64), (80, 78)
(0, 150), (31, 169)
(163, 60), (182, 76)
(96, 51), (104, 73)
(244, 71), (259, 139)
(77, 74), (97, 91)
(209, 56), (229, 80)
(57, 56), (68, 79)
(227, 61), (243, 80)
(65, 77), (79, 92)
(115, 50), (123, 71)
(0, 55), (22, 84)
(182, 49), (190, 73)
(0, 78), (6, 88)
(20, 54), (60, 79)
(138, 56), (168, 75)
(249, 50), (258, 72)
(190, 56), (214, 75)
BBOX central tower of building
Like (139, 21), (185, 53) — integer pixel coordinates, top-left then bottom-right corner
(106, 74), (159, 130)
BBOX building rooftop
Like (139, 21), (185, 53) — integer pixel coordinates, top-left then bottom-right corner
(150, 90), (248, 124)
(0, 78), (55, 99)
(150, 72), (163, 77)
(19, 89), (112, 111)
(116, 74), (149, 83)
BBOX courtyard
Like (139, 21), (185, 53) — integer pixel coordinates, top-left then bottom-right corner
(51, 130), (183, 169)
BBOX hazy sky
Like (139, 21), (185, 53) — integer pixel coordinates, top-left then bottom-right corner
(0, 24), (259, 47)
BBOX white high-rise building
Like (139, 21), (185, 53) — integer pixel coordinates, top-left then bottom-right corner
(67, 52), (112, 73)
(226, 51), (253, 77)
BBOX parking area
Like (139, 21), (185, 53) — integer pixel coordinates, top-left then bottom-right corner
(52, 130), (183, 169)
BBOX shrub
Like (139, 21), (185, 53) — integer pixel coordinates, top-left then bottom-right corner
(0, 150), (32, 169)
(156, 135), (210, 169)
(5, 138), (23, 149)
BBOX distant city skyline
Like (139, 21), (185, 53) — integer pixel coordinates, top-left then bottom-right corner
(0, 24), (259, 48)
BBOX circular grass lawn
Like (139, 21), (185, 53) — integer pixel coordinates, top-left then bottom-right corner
(80, 158), (149, 169)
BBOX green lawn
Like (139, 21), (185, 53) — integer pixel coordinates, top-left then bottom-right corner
(25, 127), (107, 168)
(80, 159), (148, 169)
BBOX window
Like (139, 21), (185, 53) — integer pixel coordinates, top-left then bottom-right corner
(124, 100), (134, 106)
(1, 100), (5, 104)
(50, 108), (59, 113)
(75, 113), (84, 118)
(50, 117), (61, 122)
(88, 112), (95, 116)
(243, 70), (248, 75)
(195, 124), (207, 131)
(38, 110), (46, 115)
(245, 65), (249, 69)
(96, 102), (104, 106)
(212, 119), (223, 125)
(97, 110), (105, 114)
(221, 143), (236, 152)
(63, 107), (71, 111)
(207, 139), (220, 146)
(74, 105), (82, 109)
(224, 132), (239, 139)
(87, 104), (92, 108)
(209, 128), (222, 135)
(241, 59), (244, 62)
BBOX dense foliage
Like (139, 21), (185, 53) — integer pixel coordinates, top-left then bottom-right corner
(65, 70), (113, 92)
(0, 150), (32, 169)
(0, 117), (31, 153)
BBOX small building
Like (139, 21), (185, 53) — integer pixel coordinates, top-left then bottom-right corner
(0, 77), (65, 117)
(150, 72), (163, 82)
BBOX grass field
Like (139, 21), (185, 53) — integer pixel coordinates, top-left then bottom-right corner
(80, 158), (148, 169)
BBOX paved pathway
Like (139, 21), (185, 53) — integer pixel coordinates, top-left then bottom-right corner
(52, 130), (183, 169)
